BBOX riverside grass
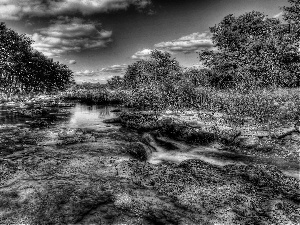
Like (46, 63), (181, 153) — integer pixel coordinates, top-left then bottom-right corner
(61, 85), (300, 129)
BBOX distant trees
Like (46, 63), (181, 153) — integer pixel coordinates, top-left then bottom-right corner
(123, 50), (182, 88)
(121, 50), (209, 110)
(282, 0), (300, 35)
(107, 75), (123, 89)
(0, 22), (74, 95)
(199, 9), (300, 89)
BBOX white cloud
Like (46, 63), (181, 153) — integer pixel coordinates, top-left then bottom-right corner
(100, 64), (127, 73)
(74, 69), (115, 83)
(69, 59), (76, 64)
(154, 31), (214, 54)
(31, 17), (112, 57)
(273, 12), (283, 18)
(0, 0), (152, 20)
(74, 70), (98, 76)
(131, 48), (152, 60)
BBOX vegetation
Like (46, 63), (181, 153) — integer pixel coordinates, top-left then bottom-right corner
(199, 10), (300, 90)
(0, 22), (74, 97)
(62, 83), (124, 104)
(47, 0), (300, 127)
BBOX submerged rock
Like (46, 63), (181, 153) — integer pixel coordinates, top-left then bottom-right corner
(102, 117), (122, 124)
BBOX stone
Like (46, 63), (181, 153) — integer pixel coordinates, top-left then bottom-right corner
(235, 136), (260, 148)
(110, 108), (122, 112)
(125, 142), (152, 161)
(102, 117), (122, 124)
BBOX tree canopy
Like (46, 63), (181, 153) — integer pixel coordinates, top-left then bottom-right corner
(0, 22), (74, 95)
(123, 50), (181, 88)
(199, 9), (300, 90)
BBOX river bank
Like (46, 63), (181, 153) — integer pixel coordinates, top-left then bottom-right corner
(0, 98), (299, 224)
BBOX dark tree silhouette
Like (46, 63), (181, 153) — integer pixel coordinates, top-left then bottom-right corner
(0, 22), (74, 95)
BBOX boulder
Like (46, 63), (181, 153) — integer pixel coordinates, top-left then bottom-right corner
(234, 135), (260, 148)
(119, 112), (160, 131)
(102, 117), (122, 124)
(125, 142), (152, 161)
(159, 118), (216, 144)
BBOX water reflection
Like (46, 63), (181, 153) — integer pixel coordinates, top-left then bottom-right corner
(0, 103), (120, 129)
(64, 104), (119, 129)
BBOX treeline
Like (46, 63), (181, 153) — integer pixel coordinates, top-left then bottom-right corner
(0, 22), (74, 96)
(108, 0), (300, 92)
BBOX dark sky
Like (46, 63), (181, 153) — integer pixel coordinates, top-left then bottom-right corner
(1, 0), (288, 83)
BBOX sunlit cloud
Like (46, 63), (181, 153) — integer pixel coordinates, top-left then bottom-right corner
(74, 69), (114, 83)
(69, 59), (77, 64)
(273, 12), (283, 18)
(154, 31), (214, 54)
(100, 64), (127, 73)
(131, 48), (152, 60)
(0, 0), (152, 20)
(31, 17), (112, 57)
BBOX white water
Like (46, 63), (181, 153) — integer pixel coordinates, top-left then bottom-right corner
(145, 133), (300, 180)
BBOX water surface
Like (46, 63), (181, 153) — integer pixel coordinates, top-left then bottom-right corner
(0, 102), (299, 179)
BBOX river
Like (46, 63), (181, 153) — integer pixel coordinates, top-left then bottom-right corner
(0, 102), (299, 179)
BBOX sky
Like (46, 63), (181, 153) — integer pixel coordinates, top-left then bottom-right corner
(0, 0), (289, 83)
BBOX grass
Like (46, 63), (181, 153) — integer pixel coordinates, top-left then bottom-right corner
(205, 87), (300, 127)
(3, 80), (299, 132)
(60, 83), (300, 131)
(61, 87), (124, 104)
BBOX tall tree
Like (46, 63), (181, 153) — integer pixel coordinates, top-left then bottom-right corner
(0, 22), (33, 94)
(0, 22), (74, 95)
(199, 11), (300, 89)
(282, 0), (300, 44)
(123, 50), (181, 88)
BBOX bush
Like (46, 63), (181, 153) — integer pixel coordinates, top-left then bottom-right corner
(205, 88), (300, 126)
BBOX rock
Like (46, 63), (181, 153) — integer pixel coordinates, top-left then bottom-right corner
(235, 136), (260, 148)
(119, 112), (160, 131)
(102, 117), (122, 124)
(110, 108), (122, 112)
(159, 118), (216, 144)
(290, 133), (300, 141)
(125, 142), (152, 161)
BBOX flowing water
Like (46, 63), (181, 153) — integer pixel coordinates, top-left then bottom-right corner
(0, 102), (299, 179)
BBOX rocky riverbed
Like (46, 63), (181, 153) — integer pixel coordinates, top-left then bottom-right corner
(0, 99), (299, 224)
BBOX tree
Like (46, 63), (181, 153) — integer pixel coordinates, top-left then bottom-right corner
(0, 22), (74, 95)
(107, 75), (124, 89)
(199, 11), (300, 89)
(282, 0), (300, 49)
(123, 50), (182, 88)
(182, 68), (211, 87)
(282, 0), (300, 28)
(0, 22), (33, 94)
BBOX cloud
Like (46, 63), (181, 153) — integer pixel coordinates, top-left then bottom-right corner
(0, 0), (152, 20)
(100, 64), (127, 73)
(31, 17), (112, 57)
(69, 59), (76, 64)
(273, 12), (283, 18)
(74, 70), (98, 76)
(154, 31), (214, 54)
(74, 69), (115, 84)
(131, 48), (152, 60)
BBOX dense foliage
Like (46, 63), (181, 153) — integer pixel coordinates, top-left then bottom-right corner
(123, 50), (182, 89)
(0, 22), (74, 95)
(282, 0), (300, 38)
(199, 10), (300, 90)
(118, 50), (211, 110)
